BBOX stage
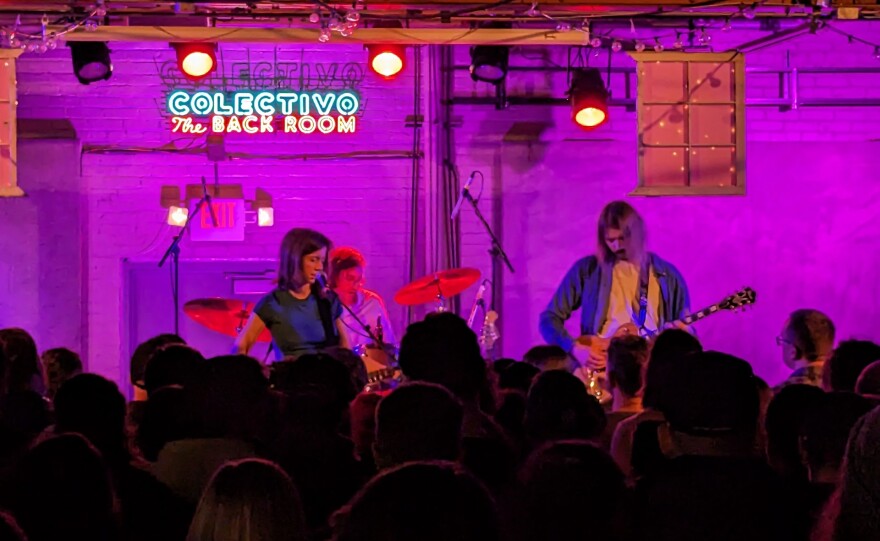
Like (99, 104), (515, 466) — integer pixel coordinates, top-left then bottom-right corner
(1, 18), (879, 391)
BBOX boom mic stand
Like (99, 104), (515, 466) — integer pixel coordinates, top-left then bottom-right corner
(158, 177), (218, 335)
(316, 276), (383, 348)
(460, 182), (514, 313)
(338, 294), (383, 347)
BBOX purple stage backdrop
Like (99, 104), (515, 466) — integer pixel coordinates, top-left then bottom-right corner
(2, 23), (879, 391)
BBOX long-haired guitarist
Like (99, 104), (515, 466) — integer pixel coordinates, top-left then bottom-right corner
(538, 201), (692, 371)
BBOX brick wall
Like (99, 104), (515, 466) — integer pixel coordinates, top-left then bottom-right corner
(14, 42), (421, 383)
(451, 21), (880, 384)
(0, 138), (85, 357)
(7, 21), (880, 386)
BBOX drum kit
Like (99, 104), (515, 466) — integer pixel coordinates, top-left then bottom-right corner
(183, 267), (483, 390)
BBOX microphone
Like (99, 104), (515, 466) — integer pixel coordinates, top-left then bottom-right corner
(467, 279), (488, 327)
(315, 271), (329, 292)
(450, 171), (476, 221)
(201, 175), (219, 227)
(376, 316), (384, 345)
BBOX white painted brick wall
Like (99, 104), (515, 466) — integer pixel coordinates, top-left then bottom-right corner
(10, 21), (880, 386)
(450, 22), (880, 383)
(16, 42), (421, 381)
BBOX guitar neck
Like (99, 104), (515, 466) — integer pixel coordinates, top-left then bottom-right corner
(367, 368), (396, 384)
(676, 302), (723, 328)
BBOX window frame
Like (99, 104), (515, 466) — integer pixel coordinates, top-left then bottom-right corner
(629, 51), (746, 196)
(0, 49), (22, 197)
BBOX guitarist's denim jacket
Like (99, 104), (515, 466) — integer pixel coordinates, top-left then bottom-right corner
(538, 253), (691, 352)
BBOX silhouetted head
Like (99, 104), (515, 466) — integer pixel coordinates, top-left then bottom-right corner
(399, 313), (486, 403)
(373, 382), (463, 469)
(331, 461), (499, 541)
(187, 458), (307, 541)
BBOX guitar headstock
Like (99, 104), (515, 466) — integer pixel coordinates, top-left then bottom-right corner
(481, 310), (500, 350)
(719, 287), (757, 311)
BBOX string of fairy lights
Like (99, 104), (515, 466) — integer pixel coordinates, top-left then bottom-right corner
(301, 0), (880, 58)
(0, 1), (105, 53)
(302, 0), (753, 47)
(825, 23), (880, 59)
(0, 0), (878, 59)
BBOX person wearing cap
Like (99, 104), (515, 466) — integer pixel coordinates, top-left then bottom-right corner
(636, 351), (801, 541)
(129, 333), (184, 403)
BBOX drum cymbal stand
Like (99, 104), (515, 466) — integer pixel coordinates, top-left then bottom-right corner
(433, 278), (448, 313)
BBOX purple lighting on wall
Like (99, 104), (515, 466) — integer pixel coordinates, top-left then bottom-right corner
(2, 29), (880, 388)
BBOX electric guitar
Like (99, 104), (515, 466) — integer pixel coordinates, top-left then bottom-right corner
(577, 286), (757, 351)
(357, 343), (401, 388)
(573, 287), (757, 399)
(366, 366), (398, 385)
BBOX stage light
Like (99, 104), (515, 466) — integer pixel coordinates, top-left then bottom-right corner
(173, 42), (217, 80)
(570, 68), (609, 129)
(469, 46), (509, 84)
(257, 207), (274, 227)
(167, 206), (189, 227)
(69, 42), (112, 85)
(367, 44), (405, 79)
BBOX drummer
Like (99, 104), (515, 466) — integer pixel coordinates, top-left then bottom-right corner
(329, 246), (397, 348)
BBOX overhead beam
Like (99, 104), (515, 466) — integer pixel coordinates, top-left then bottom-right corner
(59, 26), (591, 45)
(0, 0), (763, 6)
(7, 0), (879, 19)
(4, 0), (862, 10)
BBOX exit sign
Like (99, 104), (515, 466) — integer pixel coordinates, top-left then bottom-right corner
(189, 198), (246, 242)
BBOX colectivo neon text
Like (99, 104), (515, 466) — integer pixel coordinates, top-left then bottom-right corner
(166, 90), (360, 135)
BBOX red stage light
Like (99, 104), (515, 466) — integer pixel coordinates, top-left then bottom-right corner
(570, 68), (609, 130)
(173, 43), (217, 80)
(367, 44), (405, 79)
(574, 106), (607, 129)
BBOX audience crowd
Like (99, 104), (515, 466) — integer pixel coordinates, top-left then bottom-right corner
(1, 308), (879, 541)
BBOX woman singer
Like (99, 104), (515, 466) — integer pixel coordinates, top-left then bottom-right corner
(234, 228), (350, 360)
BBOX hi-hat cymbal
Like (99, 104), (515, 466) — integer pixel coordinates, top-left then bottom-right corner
(393, 268), (481, 306)
(183, 298), (272, 342)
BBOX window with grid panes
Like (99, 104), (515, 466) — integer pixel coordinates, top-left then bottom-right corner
(630, 52), (745, 196)
(0, 50), (21, 197)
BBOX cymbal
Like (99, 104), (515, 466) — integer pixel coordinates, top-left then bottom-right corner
(183, 298), (272, 342)
(394, 268), (481, 306)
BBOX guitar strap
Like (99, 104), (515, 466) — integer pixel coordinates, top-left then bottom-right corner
(316, 287), (341, 348)
(635, 259), (650, 334)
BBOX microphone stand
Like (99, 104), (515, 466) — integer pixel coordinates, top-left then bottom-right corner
(329, 289), (383, 348)
(158, 197), (207, 335)
(461, 189), (514, 315)
(158, 178), (217, 336)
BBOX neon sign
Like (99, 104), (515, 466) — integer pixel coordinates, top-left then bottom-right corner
(166, 90), (360, 135)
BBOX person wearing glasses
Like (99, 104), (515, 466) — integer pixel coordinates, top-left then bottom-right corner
(775, 309), (835, 390)
(328, 246), (396, 349)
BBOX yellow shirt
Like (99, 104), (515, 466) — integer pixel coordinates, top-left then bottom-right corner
(599, 260), (661, 338)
